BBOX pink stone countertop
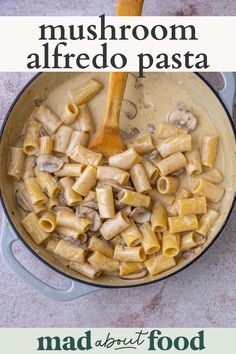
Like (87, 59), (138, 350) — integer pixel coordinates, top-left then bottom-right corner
(0, 0), (236, 328)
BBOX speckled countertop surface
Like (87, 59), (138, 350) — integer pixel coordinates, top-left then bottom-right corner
(0, 0), (236, 328)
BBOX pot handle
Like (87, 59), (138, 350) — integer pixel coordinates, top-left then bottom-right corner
(218, 72), (235, 117)
(0, 221), (99, 301)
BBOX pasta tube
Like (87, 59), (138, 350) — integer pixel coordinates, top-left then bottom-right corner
(21, 212), (50, 245)
(38, 136), (53, 155)
(55, 226), (79, 240)
(178, 196), (207, 216)
(59, 176), (83, 206)
(88, 236), (114, 258)
(100, 212), (130, 240)
(201, 136), (218, 168)
(70, 79), (102, 106)
(180, 232), (198, 251)
(54, 240), (86, 263)
(192, 179), (224, 203)
(108, 148), (141, 171)
(70, 145), (102, 166)
(56, 210), (91, 234)
(162, 231), (180, 257)
(35, 169), (60, 198)
(88, 250), (119, 273)
(55, 163), (85, 177)
(22, 156), (36, 180)
(7, 147), (25, 181)
(114, 245), (146, 262)
(96, 186), (115, 218)
(66, 131), (89, 156)
(157, 152), (187, 176)
(97, 166), (130, 185)
(140, 223), (160, 254)
(126, 135), (155, 154)
(141, 158), (159, 183)
(24, 177), (48, 206)
(72, 165), (97, 196)
(119, 262), (144, 277)
(121, 221), (143, 247)
(149, 189), (175, 207)
(151, 203), (167, 232)
(69, 261), (102, 279)
(168, 215), (198, 233)
(39, 211), (56, 232)
(53, 125), (73, 154)
(157, 176), (180, 194)
(193, 168), (223, 184)
(118, 189), (150, 208)
(74, 104), (95, 134)
(35, 105), (61, 135)
(168, 188), (192, 216)
(23, 120), (41, 155)
(185, 150), (202, 175)
(45, 238), (59, 253)
(145, 254), (176, 276)
(197, 209), (219, 236)
(61, 101), (78, 124)
(47, 195), (59, 209)
(158, 135), (192, 158)
(16, 181), (46, 214)
(156, 123), (187, 139)
(130, 163), (151, 194)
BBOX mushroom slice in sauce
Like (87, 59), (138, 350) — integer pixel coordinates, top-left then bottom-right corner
(37, 154), (64, 173)
(75, 205), (101, 232)
(15, 189), (31, 212)
(120, 269), (147, 279)
(121, 99), (137, 120)
(167, 108), (198, 131)
(131, 207), (151, 223)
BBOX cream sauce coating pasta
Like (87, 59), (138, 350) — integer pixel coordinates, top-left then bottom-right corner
(9, 73), (225, 282)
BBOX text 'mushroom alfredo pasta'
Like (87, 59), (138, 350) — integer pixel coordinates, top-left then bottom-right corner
(8, 76), (225, 282)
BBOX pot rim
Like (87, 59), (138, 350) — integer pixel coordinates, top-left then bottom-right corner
(0, 72), (235, 289)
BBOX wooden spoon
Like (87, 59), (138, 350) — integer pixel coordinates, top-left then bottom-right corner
(89, 0), (144, 158)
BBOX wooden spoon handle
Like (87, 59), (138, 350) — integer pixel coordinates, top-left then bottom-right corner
(103, 0), (144, 129)
(116, 0), (144, 16)
(103, 72), (128, 129)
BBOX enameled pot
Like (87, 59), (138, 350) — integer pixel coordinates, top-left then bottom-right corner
(0, 72), (235, 301)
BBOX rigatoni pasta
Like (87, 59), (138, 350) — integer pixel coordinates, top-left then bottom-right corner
(35, 104), (61, 135)
(8, 147), (25, 181)
(12, 79), (226, 283)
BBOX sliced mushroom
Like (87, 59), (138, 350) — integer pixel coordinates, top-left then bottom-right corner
(37, 154), (64, 173)
(81, 201), (98, 211)
(167, 108), (197, 131)
(131, 207), (151, 224)
(121, 99), (137, 119)
(57, 193), (68, 206)
(143, 149), (159, 162)
(119, 127), (140, 140)
(15, 189), (31, 212)
(76, 205), (101, 232)
(120, 269), (147, 279)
